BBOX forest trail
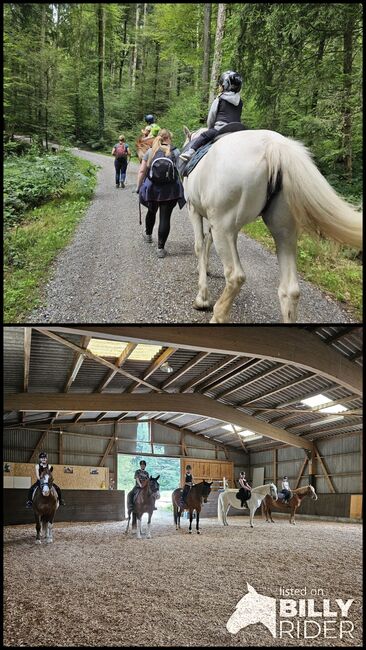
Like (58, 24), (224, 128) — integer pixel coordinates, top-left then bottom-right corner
(29, 148), (352, 324)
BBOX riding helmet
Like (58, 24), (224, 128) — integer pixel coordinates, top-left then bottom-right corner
(39, 451), (47, 459)
(144, 114), (155, 124)
(186, 465), (192, 470)
(219, 70), (242, 93)
(140, 460), (147, 466)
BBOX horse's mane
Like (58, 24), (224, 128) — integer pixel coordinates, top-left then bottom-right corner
(292, 485), (311, 494)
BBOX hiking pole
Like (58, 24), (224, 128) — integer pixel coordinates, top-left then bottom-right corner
(138, 198), (142, 226)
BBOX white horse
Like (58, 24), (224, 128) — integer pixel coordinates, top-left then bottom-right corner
(182, 127), (362, 323)
(217, 483), (277, 528)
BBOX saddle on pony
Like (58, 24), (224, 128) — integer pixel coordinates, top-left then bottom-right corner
(277, 490), (292, 503)
(179, 122), (247, 177)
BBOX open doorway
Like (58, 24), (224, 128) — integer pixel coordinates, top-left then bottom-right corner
(117, 454), (180, 517)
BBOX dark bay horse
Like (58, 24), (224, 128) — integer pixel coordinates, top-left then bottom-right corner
(125, 476), (160, 539)
(172, 480), (213, 534)
(32, 466), (59, 544)
(262, 484), (318, 525)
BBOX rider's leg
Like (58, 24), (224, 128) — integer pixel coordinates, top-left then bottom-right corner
(54, 483), (65, 506)
(26, 481), (38, 507)
(179, 128), (218, 161)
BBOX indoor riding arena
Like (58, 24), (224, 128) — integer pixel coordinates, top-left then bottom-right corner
(3, 326), (362, 647)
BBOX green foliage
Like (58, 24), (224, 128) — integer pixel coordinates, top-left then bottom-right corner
(4, 154), (97, 322)
(118, 454), (180, 492)
(4, 151), (79, 228)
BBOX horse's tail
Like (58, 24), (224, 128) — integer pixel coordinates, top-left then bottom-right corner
(264, 135), (362, 250)
(217, 493), (224, 524)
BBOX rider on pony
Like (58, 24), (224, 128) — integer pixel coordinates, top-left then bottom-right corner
(26, 452), (65, 508)
(281, 476), (292, 503)
(180, 464), (194, 507)
(237, 471), (252, 508)
(142, 114), (161, 139)
(128, 460), (157, 511)
(179, 70), (243, 162)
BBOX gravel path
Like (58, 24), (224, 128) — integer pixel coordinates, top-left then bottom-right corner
(30, 149), (352, 324)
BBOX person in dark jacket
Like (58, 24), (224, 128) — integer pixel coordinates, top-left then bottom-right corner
(180, 465), (194, 508)
(136, 129), (185, 258)
(179, 70), (243, 162)
(26, 451), (65, 508)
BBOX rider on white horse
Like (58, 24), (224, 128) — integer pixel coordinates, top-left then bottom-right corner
(179, 70), (243, 162)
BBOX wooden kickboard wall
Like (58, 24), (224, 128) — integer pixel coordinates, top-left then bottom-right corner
(3, 462), (109, 490)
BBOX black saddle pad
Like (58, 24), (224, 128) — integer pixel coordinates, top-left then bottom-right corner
(181, 123), (248, 177)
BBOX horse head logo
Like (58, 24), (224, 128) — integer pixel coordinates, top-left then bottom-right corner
(226, 583), (276, 637)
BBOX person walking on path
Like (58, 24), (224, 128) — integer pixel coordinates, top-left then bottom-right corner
(112, 135), (131, 188)
(136, 129), (185, 258)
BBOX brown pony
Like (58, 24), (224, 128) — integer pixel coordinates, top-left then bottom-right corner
(172, 480), (213, 534)
(32, 466), (59, 543)
(135, 136), (155, 162)
(125, 476), (160, 539)
(262, 484), (318, 525)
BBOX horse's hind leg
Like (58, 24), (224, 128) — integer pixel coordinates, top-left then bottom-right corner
(262, 193), (300, 323)
(210, 226), (245, 323)
(188, 204), (212, 310)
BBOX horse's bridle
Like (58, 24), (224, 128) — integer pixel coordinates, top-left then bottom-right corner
(39, 472), (53, 497)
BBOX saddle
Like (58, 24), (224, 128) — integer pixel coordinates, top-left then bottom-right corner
(179, 122), (247, 177)
(277, 491), (292, 503)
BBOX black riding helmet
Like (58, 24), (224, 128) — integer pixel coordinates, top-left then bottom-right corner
(39, 452), (47, 459)
(186, 465), (192, 470)
(139, 460), (147, 467)
(144, 114), (154, 124)
(219, 70), (242, 93)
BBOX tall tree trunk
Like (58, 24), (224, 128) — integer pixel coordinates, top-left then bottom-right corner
(119, 18), (128, 88)
(132, 3), (140, 90)
(201, 3), (211, 112)
(98, 4), (105, 140)
(311, 36), (326, 116)
(38, 5), (46, 130)
(153, 41), (160, 110)
(139, 4), (148, 107)
(209, 4), (226, 106)
(342, 11), (354, 181)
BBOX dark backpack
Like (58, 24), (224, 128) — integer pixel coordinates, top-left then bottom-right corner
(115, 143), (127, 159)
(148, 148), (178, 185)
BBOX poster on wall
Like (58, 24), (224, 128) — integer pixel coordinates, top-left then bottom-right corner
(64, 467), (74, 473)
(3, 463), (12, 473)
(90, 468), (99, 475)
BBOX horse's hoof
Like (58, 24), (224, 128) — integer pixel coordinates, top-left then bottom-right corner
(250, 525), (254, 528)
(35, 539), (41, 544)
(46, 538), (53, 543)
(197, 531), (200, 535)
(193, 300), (213, 312)
(189, 530), (192, 534)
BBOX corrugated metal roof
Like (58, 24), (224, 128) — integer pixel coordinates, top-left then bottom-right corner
(3, 326), (362, 455)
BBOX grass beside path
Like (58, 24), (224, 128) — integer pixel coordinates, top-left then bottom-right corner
(242, 219), (362, 321)
(4, 155), (97, 322)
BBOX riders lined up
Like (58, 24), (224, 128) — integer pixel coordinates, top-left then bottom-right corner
(26, 452), (65, 508)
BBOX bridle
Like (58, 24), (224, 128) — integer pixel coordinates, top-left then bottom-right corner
(39, 470), (53, 497)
